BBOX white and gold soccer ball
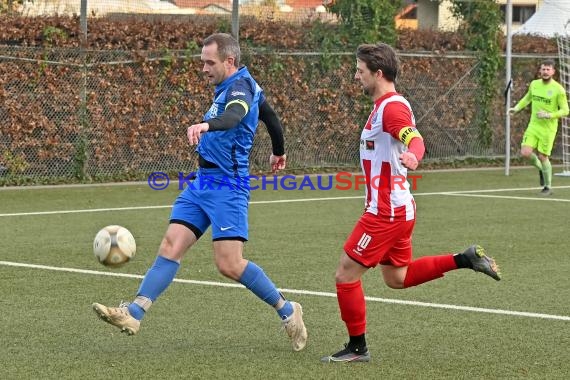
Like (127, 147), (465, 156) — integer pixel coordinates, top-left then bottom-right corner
(93, 225), (136, 267)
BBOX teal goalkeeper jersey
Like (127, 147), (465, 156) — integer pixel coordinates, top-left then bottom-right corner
(514, 78), (569, 134)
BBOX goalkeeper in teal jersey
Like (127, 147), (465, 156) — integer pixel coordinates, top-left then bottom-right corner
(509, 59), (569, 195)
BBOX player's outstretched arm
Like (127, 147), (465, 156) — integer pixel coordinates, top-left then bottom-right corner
(187, 123), (210, 145)
(270, 154), (287, 173)
(511, 88), (532, 115)
(399, 137), (425, 171)
(553, 89), (570, 118)
(259, 99), (286, 172)
(188, 103), (248, 145)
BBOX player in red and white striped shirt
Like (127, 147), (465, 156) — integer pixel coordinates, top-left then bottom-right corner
(321, 43), (501, 364)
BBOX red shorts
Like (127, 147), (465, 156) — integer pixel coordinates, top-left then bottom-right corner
(343, 212), (415, 268)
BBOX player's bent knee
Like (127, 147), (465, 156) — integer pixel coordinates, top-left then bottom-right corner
(335, 253), (367, 283)
(384, 279), (405, 289)
(158, 237), (172, 254)
(158, 236), (184, 261)
(334, 268), (360, 284)
(381, 267), (407, 289)
(216, 262), (242, 280)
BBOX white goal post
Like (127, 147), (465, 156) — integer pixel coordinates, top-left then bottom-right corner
(556, 30), (570, 176)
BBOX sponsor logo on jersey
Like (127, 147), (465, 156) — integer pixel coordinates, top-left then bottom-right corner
(208, 104), (219, 117)
(360, 139), (375, 150)
(532, 95), (552, 105)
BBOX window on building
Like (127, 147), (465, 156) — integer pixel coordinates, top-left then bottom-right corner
(500, 5), (536, 24)
(400, 5), (417, 20)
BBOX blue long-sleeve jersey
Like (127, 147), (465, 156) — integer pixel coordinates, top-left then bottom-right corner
(198, 66), (263, 177)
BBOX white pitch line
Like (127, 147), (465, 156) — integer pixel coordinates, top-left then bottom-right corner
(1, 260), (568, 322)
(0, 165), (562, 191)
(446, 193), (570, 202)
(437, 185), (570, 194)
(0, 196), (366, 217)
(1, 185), (569, 217)
(247, 196), (362, 204)
(0, 205), (172, 217)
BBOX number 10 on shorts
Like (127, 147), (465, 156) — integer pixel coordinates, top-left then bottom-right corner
(357, 233), (372, 250)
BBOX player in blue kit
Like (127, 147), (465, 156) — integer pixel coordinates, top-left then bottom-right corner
(92, 33), (307, 351)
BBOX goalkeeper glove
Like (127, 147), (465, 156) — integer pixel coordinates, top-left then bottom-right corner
(508, 107), (518, 115)
(537, 111), (552, 119)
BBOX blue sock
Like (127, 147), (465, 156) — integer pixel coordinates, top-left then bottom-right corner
(128, 255), (180, 320)
(276, 301), (294, 320)
(128, 303), (146, 320)
(239, 261), (283, 310)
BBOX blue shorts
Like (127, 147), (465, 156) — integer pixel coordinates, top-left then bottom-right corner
(170, 169), (250, 240)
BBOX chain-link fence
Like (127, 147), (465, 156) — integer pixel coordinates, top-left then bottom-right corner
(0, 45), (555, 182)
(9, 0), (335, 22)
(0, 1), (560, 183)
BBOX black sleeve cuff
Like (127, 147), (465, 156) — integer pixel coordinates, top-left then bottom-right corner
(259, 100), (285, 156)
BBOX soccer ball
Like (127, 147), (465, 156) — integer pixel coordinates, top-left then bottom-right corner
(93, 225), (136, 267)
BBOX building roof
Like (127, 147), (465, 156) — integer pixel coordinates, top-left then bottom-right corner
(175, 1), (323, 10)
(21, 0), (181, 16)
(174, 1), (231, 9)
(285, 0), (324, 7)
(514, 0), (570, 37)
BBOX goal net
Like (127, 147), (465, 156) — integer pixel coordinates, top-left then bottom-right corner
(556, 31), (570, 176)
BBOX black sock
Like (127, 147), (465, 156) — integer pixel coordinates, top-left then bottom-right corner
(453, 253), (473, 269)
(348, 334), (367, 352)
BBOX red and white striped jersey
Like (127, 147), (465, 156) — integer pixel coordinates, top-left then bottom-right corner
(360, 92), (417, 221)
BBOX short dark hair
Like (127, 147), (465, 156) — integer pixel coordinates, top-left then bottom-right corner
(356, 43), (399, 82)
(203, 33), (240, 67)
(541, 59), (556, 68)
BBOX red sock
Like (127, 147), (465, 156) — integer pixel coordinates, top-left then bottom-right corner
(403, 254), (458, 288)
(336, 280), (366, 336)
